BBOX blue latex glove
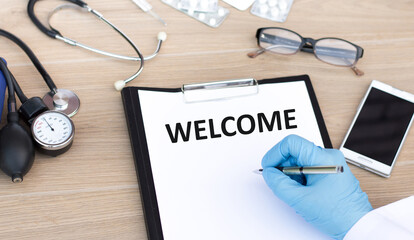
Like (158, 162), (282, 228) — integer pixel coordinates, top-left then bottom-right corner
(262, 135), (373, 240)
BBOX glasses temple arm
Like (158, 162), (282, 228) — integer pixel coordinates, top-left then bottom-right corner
(247, 44), (298, 58)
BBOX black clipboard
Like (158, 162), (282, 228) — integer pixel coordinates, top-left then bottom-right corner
(121, 75), (331, 240)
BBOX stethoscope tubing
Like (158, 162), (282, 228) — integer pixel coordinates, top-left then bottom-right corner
(55, 34), (163, 62)
(0, 29), (57, 94)
(84, 6), (144, 84)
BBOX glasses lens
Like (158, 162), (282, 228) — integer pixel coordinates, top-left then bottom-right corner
(258, 28), (302, 55)
(314, 39), (358, 66)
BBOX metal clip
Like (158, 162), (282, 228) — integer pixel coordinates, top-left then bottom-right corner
(182, 78), (258, 103)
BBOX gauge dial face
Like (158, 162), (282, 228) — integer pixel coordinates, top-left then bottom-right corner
(32, 111), (74, 148)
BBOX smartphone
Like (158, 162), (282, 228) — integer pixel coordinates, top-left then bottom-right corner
(340, 80), (414, 177)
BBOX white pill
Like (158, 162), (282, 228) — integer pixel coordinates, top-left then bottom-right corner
(271, 7), (279, 17)
(209, 18), (217, 26)
(218, 8), (225, 16)
(260, 4), (269, 14)
(268, 0), (277, 7)
(279, 0), (288, 10)
(199, 13), (206, 20)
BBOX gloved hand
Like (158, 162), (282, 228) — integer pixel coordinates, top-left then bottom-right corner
(262, 135), (373, 240)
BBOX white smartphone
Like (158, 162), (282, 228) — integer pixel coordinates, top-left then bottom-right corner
(340, 80), (414, 177)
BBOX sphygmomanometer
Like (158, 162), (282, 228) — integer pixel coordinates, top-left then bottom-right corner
(0, 29), (77, 183)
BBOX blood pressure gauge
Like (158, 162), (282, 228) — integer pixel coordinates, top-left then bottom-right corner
(31, 111), (75, 157)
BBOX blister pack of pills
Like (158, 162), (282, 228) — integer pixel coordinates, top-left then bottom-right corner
(250, 0), (294, 22)
(179, 0), (218, 13)
(162, 0), (229, 28)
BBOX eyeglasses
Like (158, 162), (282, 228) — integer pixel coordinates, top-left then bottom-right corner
(248, 27), (364, 76)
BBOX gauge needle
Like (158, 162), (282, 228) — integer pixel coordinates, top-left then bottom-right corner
(43, 118), (55, 131)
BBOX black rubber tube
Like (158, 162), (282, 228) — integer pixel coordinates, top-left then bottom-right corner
(0, 29), (57, 91)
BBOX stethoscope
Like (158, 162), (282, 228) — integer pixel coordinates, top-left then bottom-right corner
(27, 0), (167, 90)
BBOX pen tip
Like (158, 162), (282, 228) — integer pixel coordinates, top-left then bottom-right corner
(253, 169), (263, 175)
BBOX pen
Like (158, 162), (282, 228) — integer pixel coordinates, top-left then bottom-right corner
(254, 166), (344, 175)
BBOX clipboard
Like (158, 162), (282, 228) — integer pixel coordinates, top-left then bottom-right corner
(121, 75), (332, 240)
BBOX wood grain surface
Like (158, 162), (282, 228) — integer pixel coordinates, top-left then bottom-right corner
(0, 0), (413, 239)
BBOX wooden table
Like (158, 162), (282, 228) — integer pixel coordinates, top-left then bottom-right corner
(0, 0), (413, 239)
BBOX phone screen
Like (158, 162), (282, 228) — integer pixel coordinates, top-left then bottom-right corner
(344, 87), (414, 166)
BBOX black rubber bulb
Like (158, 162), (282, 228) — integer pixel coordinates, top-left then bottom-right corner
(0, 112), (35, 183)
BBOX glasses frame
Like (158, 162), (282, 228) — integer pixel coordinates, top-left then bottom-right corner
(255, 27), (364, 68)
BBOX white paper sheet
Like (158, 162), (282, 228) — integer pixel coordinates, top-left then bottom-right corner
(138, 80), (330, 240)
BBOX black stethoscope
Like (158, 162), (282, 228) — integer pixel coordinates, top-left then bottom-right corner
(28, 0), (167, 90)
(0, 29), (77, 183)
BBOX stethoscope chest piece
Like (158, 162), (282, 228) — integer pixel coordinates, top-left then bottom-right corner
(43, 89), (80, 117)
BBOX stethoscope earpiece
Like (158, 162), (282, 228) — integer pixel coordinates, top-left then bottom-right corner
(114, 80), (126, 91)
(158, 31), (167, 42)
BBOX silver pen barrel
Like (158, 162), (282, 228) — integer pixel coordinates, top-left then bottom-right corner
(281, 166), (344, 175)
